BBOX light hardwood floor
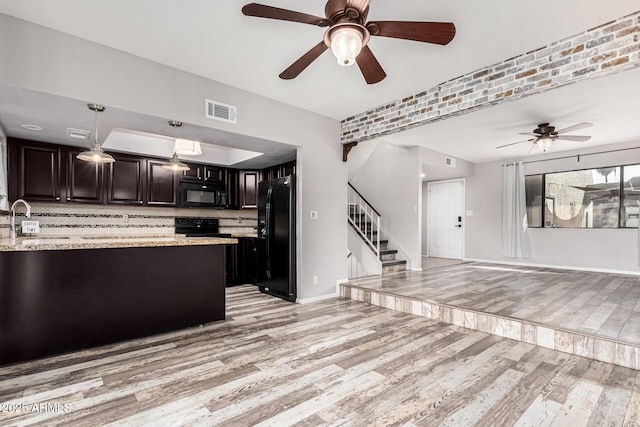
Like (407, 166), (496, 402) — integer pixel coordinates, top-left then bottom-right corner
(1, 285), (640, 426)
(350, 262), (640, 345)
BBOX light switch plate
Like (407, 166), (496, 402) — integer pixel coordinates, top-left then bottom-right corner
(22, 220), (40, 234)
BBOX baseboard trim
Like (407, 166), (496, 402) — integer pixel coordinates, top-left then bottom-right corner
(463, 258), (640, 276)
(296, 292), (339, 304)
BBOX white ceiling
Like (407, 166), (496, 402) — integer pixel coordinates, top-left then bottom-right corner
(0, 1), (638, 166)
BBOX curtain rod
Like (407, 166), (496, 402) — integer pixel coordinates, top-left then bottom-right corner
(502, 145), (640, 166)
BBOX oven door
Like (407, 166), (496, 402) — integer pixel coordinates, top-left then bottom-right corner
(179, 182), (222, 208)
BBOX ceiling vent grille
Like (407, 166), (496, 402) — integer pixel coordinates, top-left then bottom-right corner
(67, 128), (91, 140)
(445, 157), (456, 168)
(205, 99), (237, 124)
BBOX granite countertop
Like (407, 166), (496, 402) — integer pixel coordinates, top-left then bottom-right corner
(0, 234), (238, 252)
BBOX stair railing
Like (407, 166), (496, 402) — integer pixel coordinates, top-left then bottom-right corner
(348, 183), (381, 257)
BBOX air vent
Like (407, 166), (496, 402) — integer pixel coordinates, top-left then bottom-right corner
(67, 128), (91, 140)
(445, 157), (456, 168)
(205, 99), (237, 124)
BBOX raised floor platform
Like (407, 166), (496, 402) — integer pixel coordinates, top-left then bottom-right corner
(341, 261), (640, 370)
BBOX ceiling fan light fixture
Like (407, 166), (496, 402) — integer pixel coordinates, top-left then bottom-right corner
(174, 138), (202, 156)
(330, 26), (363, 66)
(537, 136), (554, 152)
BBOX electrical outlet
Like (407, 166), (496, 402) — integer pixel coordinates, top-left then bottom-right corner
(21, 220), (40, 234)
(313, 275), (319, 285)
(310, 210), (319, 220)
(122, 214), (129, 222)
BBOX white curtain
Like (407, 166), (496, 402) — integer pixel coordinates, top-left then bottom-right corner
(503, 162), (531, 258)
(0, 137), (7, 211)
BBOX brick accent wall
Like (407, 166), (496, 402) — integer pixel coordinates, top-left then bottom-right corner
(341, 11), (640, 145)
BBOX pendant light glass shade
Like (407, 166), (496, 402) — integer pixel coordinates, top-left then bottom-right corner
(161, 120), (190, 172)
(161, 153), (190, 172)
(77, 103), (115, 164)
(174, 138), (202, 156)
(77, 143), (116, 163)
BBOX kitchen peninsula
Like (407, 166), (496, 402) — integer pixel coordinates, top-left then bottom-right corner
(0, 235), (236, 365)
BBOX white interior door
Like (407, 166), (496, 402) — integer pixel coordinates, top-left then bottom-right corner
(428, 180), (464, 259)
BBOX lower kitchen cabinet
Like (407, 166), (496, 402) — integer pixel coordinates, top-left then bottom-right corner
(226, 237), (263, 285)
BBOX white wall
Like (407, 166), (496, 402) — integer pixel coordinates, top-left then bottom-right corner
(350, 141), (421, 269)
(466, 140), (640, 274)
(0, 14), (347, 299)
(420, 147), (475, 254)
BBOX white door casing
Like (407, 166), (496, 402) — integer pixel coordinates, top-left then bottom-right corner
(428, 179), (464, 259)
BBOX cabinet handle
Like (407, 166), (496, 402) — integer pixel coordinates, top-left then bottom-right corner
(56, 197), (61, 201)
(66, 197), (71, 201)
(139, 201), (143, 204)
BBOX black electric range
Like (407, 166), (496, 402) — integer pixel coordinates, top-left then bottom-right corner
(175, 217), (232, 238)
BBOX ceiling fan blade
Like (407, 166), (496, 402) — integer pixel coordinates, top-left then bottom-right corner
(518, 132), (538, 137)
(555, 135), (591, 142)
(496, 138), (535, 149)
(356, 45), (386, 84)
(555, 122), (593, 134)
(367, 21), (456, 45)
(279, 41), (328, 80)
(345, 0), (371, 11)
(242, 3), (330, 27)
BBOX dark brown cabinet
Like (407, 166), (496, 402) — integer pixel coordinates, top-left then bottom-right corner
(226, 169), (240, 210)
(239, 171), (259, 209)
(65, 149), (104, 204)
(261, 160), (296, 182)
(147, 160), (178, 206)
(182, 164), (226, 184)
(9, 139), (62, 202)
(107, 154), (145, 205)
(226, 237), (262, 285)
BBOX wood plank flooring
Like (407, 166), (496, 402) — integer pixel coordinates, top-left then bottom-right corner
(348, 262), (640, 344)
(1, 285), (640, 426)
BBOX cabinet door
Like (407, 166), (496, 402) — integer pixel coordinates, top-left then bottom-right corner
(66, 150), (104, 203)
(226, 169), (240, 210)
(181, 164), (203, 181)
(12, 141), (62, 202)
(281, 162), (296, 177)
(204, 166), (225, 184)
(107, 154), (145, 205)
(240, 171), (259, 209)
(147, 160), (178, 206)
(241, 238), (259, 283)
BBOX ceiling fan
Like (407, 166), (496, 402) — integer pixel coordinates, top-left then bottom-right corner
(241, 0), (456, 84)
(496, 122), (593, 153)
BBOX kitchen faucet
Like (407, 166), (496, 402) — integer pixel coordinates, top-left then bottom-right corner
(10, 199), (32, 240)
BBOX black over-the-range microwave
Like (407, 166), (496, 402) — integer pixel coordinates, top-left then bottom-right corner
(178, 181), (228, 208)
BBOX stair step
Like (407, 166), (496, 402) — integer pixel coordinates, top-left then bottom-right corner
(382, 259), (407, 274)
(379, 249), (397, 262)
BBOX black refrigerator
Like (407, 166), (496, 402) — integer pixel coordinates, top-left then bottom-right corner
(257, 175), (296, 302)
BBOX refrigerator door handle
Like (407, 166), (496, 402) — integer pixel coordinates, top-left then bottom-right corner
(265, 186), (273, 279)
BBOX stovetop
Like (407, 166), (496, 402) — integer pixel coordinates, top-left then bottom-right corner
(175, 217), (231, 237)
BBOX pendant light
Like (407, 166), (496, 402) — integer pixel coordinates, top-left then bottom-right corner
(161, 120), (190, 172)
(76, 104), (115, 163)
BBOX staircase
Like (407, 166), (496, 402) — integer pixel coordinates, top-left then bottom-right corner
(348, 183), (407, 275)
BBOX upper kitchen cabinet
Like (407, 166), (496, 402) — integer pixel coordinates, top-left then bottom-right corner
(181, 164), (226, 184)
(226, 169), (240, 210)
(107, 153), (145, 205)
(261, 160), (296, 182)
(147, 160), (178, 206)
(239, 171), (259, 209)
(65, 149), (104, 204)
(8, 138), (62, 202)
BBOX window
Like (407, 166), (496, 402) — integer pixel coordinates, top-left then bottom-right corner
(525, 164), (640, 229)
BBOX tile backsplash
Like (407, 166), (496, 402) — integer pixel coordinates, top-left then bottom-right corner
(0, 203), (257, 239)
